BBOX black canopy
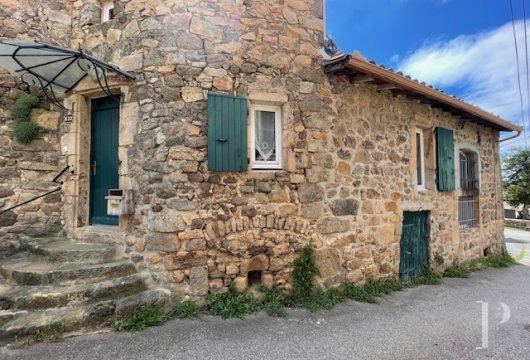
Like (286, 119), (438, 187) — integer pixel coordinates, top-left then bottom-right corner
(0, 40), (134, 109)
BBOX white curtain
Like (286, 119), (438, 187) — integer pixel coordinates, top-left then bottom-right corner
(255, 110), (276, 161)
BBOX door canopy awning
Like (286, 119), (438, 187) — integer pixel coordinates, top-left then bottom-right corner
(0, 40), (134, 111)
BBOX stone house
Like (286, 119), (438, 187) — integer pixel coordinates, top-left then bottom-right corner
(0, 0), (522, 336)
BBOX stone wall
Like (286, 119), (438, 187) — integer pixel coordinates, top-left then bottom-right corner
(3, 0), (507, 302)
(328, 79), (505, 280)
(61, 0), (329, 301)
(0, 1), (72, 256)
(505, 219), (530, 231)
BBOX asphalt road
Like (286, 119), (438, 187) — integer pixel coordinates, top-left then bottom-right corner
(2, 230), (530, 360)
(505, 227), (530, 265)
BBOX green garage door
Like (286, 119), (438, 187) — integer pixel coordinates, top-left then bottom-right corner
(399, 211), (429, 281)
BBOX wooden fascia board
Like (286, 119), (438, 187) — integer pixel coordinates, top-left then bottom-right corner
(345, 58), (523, 132)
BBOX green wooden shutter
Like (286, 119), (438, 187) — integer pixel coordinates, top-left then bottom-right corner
(436, 127), (455, 191)
(207, 93), (248, 172)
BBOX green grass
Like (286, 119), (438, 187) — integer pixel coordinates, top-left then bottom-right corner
(443, 265), (471, 278)
(206, 284), (260, 319)
(408, 267), (443, 286)
(471, 252), (515, 269)
(115, 303), (168, 332)
(169, 300), (200, 319)
(342, 284), (377, 303)
(13, 323), (64, 348)
(261, 286), (288, 317)
(514, 245), (527, 262)
(443, 251), (516, 279)
(115, 250), (517, 332)
(364, 277), (404, 296)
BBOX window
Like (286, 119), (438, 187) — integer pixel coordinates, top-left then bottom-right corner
(458, 150), (479, 229)
(416, 129), (425, 190)
(458, 195), (477, 229)
(250, 105), (282, 169)
(459, 150), (478, 191)
(101, 2), (115, 22)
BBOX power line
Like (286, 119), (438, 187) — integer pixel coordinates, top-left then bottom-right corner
(509, 0), (528, 147)
(523, 0), (530, 147)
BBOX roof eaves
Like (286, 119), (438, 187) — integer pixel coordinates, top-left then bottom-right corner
(325, 53), (522, 133)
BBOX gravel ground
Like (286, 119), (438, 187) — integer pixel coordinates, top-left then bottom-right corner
(2, 230), (530, 360)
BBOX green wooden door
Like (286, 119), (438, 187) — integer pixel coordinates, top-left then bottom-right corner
(89, 97), (120, 225)
(399, 211), (429, 281)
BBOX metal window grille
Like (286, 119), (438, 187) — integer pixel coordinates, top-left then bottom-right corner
(458, 195), (477, 229)
(459, 151), (477, 190)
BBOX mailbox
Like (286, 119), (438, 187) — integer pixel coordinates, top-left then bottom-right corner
(105, 189), (134, 216)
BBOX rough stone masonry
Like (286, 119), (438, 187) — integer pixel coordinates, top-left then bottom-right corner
(0, 0), (507, 303)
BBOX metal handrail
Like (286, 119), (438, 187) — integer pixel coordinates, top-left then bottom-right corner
(0, 165), (72, 215)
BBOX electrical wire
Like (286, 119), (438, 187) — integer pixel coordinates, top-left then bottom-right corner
(509, 0), (528, 147)
(523, 0), (530, 148)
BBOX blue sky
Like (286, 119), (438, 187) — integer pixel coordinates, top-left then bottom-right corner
(327, 0), (529, 150)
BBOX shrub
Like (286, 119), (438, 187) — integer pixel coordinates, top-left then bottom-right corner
(11, 93), (39, 122)
(14, 121), (40, 144)
(291, 244), (319, 299)
(11, 93), (40, 143)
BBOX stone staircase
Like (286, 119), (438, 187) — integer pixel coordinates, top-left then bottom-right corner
(0, 236), (169, 344)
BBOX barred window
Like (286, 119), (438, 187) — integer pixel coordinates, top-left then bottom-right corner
(458, 195), (477, 229)
(458, 150), (479, 229)
(459, 151), (478, 191)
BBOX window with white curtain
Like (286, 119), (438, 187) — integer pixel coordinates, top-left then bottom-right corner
(250, 104), (282, 169)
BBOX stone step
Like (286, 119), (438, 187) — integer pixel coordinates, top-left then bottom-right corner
(0, 272), (150, 310)
(0, 309), (27, 328)
(24, 238), (117, 264)
(0, 252), (136, 286)
(0, 288), (171, 343)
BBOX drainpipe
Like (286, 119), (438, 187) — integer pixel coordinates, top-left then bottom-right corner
(499, 130), (522, 143)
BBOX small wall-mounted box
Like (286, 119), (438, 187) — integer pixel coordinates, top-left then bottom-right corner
(105, 189), (134, 216)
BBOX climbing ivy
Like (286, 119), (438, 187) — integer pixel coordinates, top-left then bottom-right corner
(11, 93), (40, 144)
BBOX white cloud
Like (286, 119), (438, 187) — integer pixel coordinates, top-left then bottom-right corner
(398, 21), (529, 149)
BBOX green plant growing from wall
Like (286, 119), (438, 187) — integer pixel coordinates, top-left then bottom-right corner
(434, 252), (445, 265)
(10, 93), (40, 144)
(291, 244), (320, 298)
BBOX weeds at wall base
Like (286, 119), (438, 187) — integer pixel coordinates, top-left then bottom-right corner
(444, 251), (516, 278)
(116, 250), (516, 332)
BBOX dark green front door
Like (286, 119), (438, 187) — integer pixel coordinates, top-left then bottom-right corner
(89, 97), (120, 225)
(399, 211), (429, 281)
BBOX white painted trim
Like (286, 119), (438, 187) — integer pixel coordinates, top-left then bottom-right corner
(249, 104), (282, 170)
(416, 128), (426, 191)
(101, 2), (114, 22)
